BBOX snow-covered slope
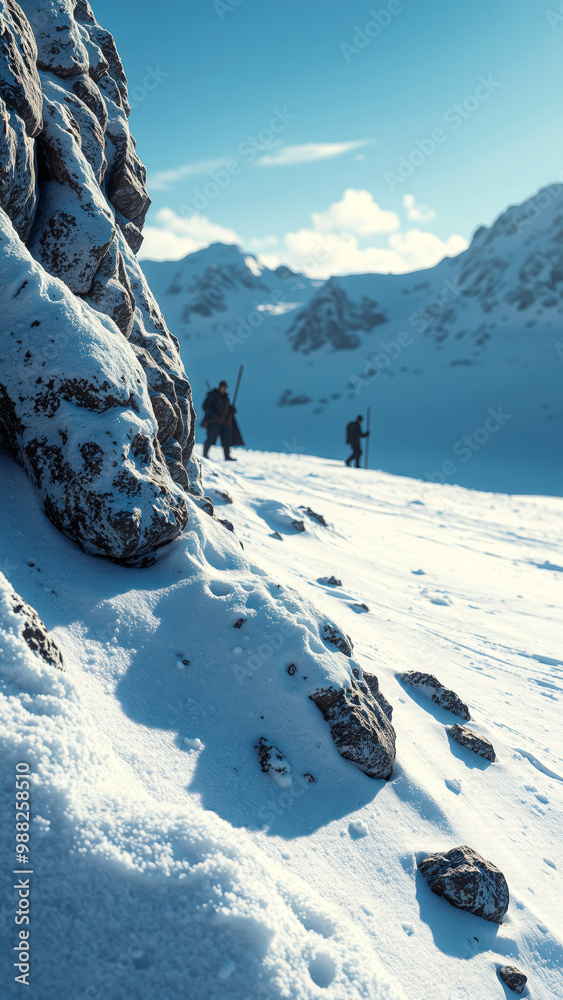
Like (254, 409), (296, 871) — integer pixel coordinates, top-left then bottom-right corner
(1, 446), (562, 999)
(143, 187), (563, 496)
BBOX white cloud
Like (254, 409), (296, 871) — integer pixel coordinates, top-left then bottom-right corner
(388, 229), (468, 270)
(254, 190), (467, 278)
(257, 140), (370, 167)
(139, 208), (241, 261)
(147, 158), (231, 191)
(312, 189), (399, 236)
(403, 193), (436, 223)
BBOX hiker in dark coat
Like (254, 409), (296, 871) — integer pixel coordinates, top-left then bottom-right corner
(202, 380), (237, 461)
(345, 415), (369, 468)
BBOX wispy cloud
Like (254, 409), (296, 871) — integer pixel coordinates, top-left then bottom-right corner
(139, 208), (241, 261)
(147, 157), (231, 191)
(257, 140), (371, 167)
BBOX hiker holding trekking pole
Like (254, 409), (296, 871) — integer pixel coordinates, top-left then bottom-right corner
(201, 367), (245, 461)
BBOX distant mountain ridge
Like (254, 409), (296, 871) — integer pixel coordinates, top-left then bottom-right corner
(142, 185), (563, 495)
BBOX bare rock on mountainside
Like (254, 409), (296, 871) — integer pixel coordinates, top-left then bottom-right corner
(498, 965), (527, 994)
(399, 671), (470, 720)
(8, 585), (64, 670)
(322, 622), (354, 657)
(448, 723), (496, 761)
(310, 672), (396, 779)
(0, 0), (199, 562)
(419, 845), (509, 924)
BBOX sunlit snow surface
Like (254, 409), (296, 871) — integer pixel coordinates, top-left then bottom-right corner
(0, 447), (562, 999)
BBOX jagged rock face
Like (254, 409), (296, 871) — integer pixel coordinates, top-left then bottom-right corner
(399, 671), (470, 720)
(0, 0), (199, 562)
(287, 278), (387, 354)
(419, 845), (509, 924)
(310, 672), (396, 780)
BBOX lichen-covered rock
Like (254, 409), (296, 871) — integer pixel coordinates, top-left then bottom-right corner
(0, 212), (189, 563)
(0, 0), (200, 561)
(10, 590), (64, 670)
(419, 845), (509, 923)
(499, 965), (527, 994)
(310, 673), (396, 779)
(399, 670), (470, 720)
(448, 723), (496, 761)
(256, 737), (292, 788)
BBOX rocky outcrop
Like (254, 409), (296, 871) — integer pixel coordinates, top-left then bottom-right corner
(287, 278), (387, 354)
(255, 737), (292, 788)
(399, 671), (470, 720)
(310, 672), (396, 779)
(322, 622), (353, 657)
(419, 845), (509, 923)
(10, 587), (63, 670)
(448, 723), (496, 761)
(499, 965), (527, 994)
(0, 0), (199, 562)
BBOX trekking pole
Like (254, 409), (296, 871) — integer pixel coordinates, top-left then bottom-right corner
(232, 365), (244, 408)
(365, 407), (371, 470)
(205, 380), (211, 390)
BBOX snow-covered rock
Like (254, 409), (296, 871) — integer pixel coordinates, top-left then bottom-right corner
(448, 723), (496, 761)
(399, 670), (470, 720)
(310, 672), (396, 780)
(1, 572), (63, 670)
(419, 845), (509, 923)
(499, 965), (528, 994)
(0, 0), (198, 562)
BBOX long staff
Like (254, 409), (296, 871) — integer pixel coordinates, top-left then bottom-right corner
(365, 406), (371, 470)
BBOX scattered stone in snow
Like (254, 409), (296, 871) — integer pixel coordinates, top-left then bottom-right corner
(319, 576), (342, 587)
(234, 618), (247, 629)
(348, 819), (368, 838)
(351, 602), (370, 612)
(448, 723), (496, 761)
(271, 531), (283, 540)
(255, 738), (292, 788)
(499, 965), (527, 994)
(322, 623), (354, 657)
(399, 671), (470, 720)
(411, 569), (426, 575)
(287, 663), (297, 676)
(445, 778), (462, 794)
(310, 674), (396, 780)
(183, 737), (203, 751)
(291, 519), (306, 532)
(216, 517), (235, 533)
(10, 590), (64, 670)
(300, 507), (328, 526)
(212, 489), (233, 504)
(303, 773), (315, 783)
(419, 845), (509, 923)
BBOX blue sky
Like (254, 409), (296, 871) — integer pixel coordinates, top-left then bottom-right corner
(93, 0), (561, 276)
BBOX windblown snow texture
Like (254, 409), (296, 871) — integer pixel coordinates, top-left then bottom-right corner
(0, 0), (198, 563)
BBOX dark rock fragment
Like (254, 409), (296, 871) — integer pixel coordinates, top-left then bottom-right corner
(399, 671), (470, 720)
(448, 723), (496, 761)
(419, 845), (509, 923)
